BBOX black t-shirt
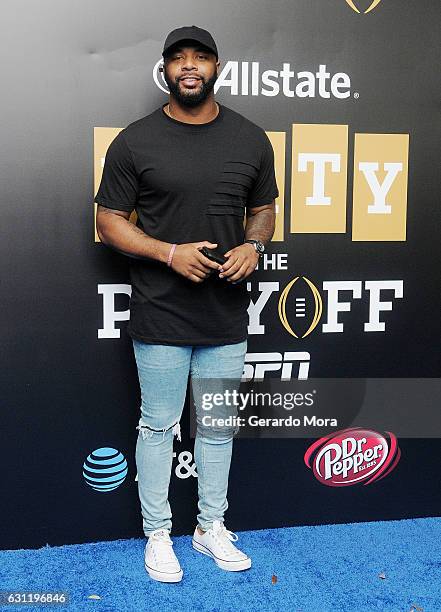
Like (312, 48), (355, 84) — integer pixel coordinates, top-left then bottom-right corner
(95, 102), (279, 346)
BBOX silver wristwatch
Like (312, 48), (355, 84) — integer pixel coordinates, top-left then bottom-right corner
(244, 239), (265, 257)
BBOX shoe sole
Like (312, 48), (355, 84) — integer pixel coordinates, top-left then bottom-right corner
(192, 539), (252, 572)
(145, 562), (183, 583)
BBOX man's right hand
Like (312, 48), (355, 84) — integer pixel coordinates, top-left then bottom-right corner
(170, 241), (222, 283)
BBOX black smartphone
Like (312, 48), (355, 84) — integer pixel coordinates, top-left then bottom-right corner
(199, 246), (227, 265)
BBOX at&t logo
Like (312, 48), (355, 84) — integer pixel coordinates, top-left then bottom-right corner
(135, 450), (198, 480)
(83, 447), (128, 492)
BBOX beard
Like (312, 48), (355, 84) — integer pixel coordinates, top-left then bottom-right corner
(164, 68), (218, 107)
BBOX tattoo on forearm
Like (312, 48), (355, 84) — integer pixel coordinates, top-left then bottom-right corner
(245, 208), (275, 245)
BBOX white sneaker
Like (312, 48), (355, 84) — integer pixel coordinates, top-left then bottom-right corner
(144, 528), (183, 583)
(192, 520), (251, 571)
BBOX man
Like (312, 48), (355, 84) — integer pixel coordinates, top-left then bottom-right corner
(95, 25), (278, 583)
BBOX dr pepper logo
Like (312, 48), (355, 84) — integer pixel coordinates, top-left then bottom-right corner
(304, 428), (401, 486)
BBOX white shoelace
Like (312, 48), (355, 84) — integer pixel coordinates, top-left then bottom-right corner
(149, 530), (176, 563)
(211, 522), (241, 554)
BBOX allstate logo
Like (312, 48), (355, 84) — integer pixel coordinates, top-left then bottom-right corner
(153, 59), (168, 94)
(83, 447), (128, 492)
(304, 427), (400, 486)
(345, 0), (382, 13)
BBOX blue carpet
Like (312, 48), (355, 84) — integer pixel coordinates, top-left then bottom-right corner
(0, 517), (440, 612)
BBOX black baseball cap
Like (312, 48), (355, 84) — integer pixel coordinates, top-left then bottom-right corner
(162, 25), (218, 60)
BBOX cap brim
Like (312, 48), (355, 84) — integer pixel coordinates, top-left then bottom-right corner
(163, 39), (216, 58)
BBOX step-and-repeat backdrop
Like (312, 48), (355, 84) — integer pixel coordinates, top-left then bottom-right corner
(2, 0), (440, 549)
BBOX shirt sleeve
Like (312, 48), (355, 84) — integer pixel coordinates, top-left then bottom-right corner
(246, 132), (279, 209)
(94, 131), (138, 212)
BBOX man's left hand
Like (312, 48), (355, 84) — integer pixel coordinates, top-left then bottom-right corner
(219, 243), (259, 283)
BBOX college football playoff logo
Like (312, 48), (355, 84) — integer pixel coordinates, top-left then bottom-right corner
(345, 0), (382, 14)
(278, 276), (322, 339)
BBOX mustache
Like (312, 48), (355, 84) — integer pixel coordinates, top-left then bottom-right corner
(178, 76), (203, 82)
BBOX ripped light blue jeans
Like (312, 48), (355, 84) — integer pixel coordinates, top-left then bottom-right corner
(133, 338), (247, 536)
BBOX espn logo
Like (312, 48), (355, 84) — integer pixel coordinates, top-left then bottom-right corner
(242, 352), (310, 381)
